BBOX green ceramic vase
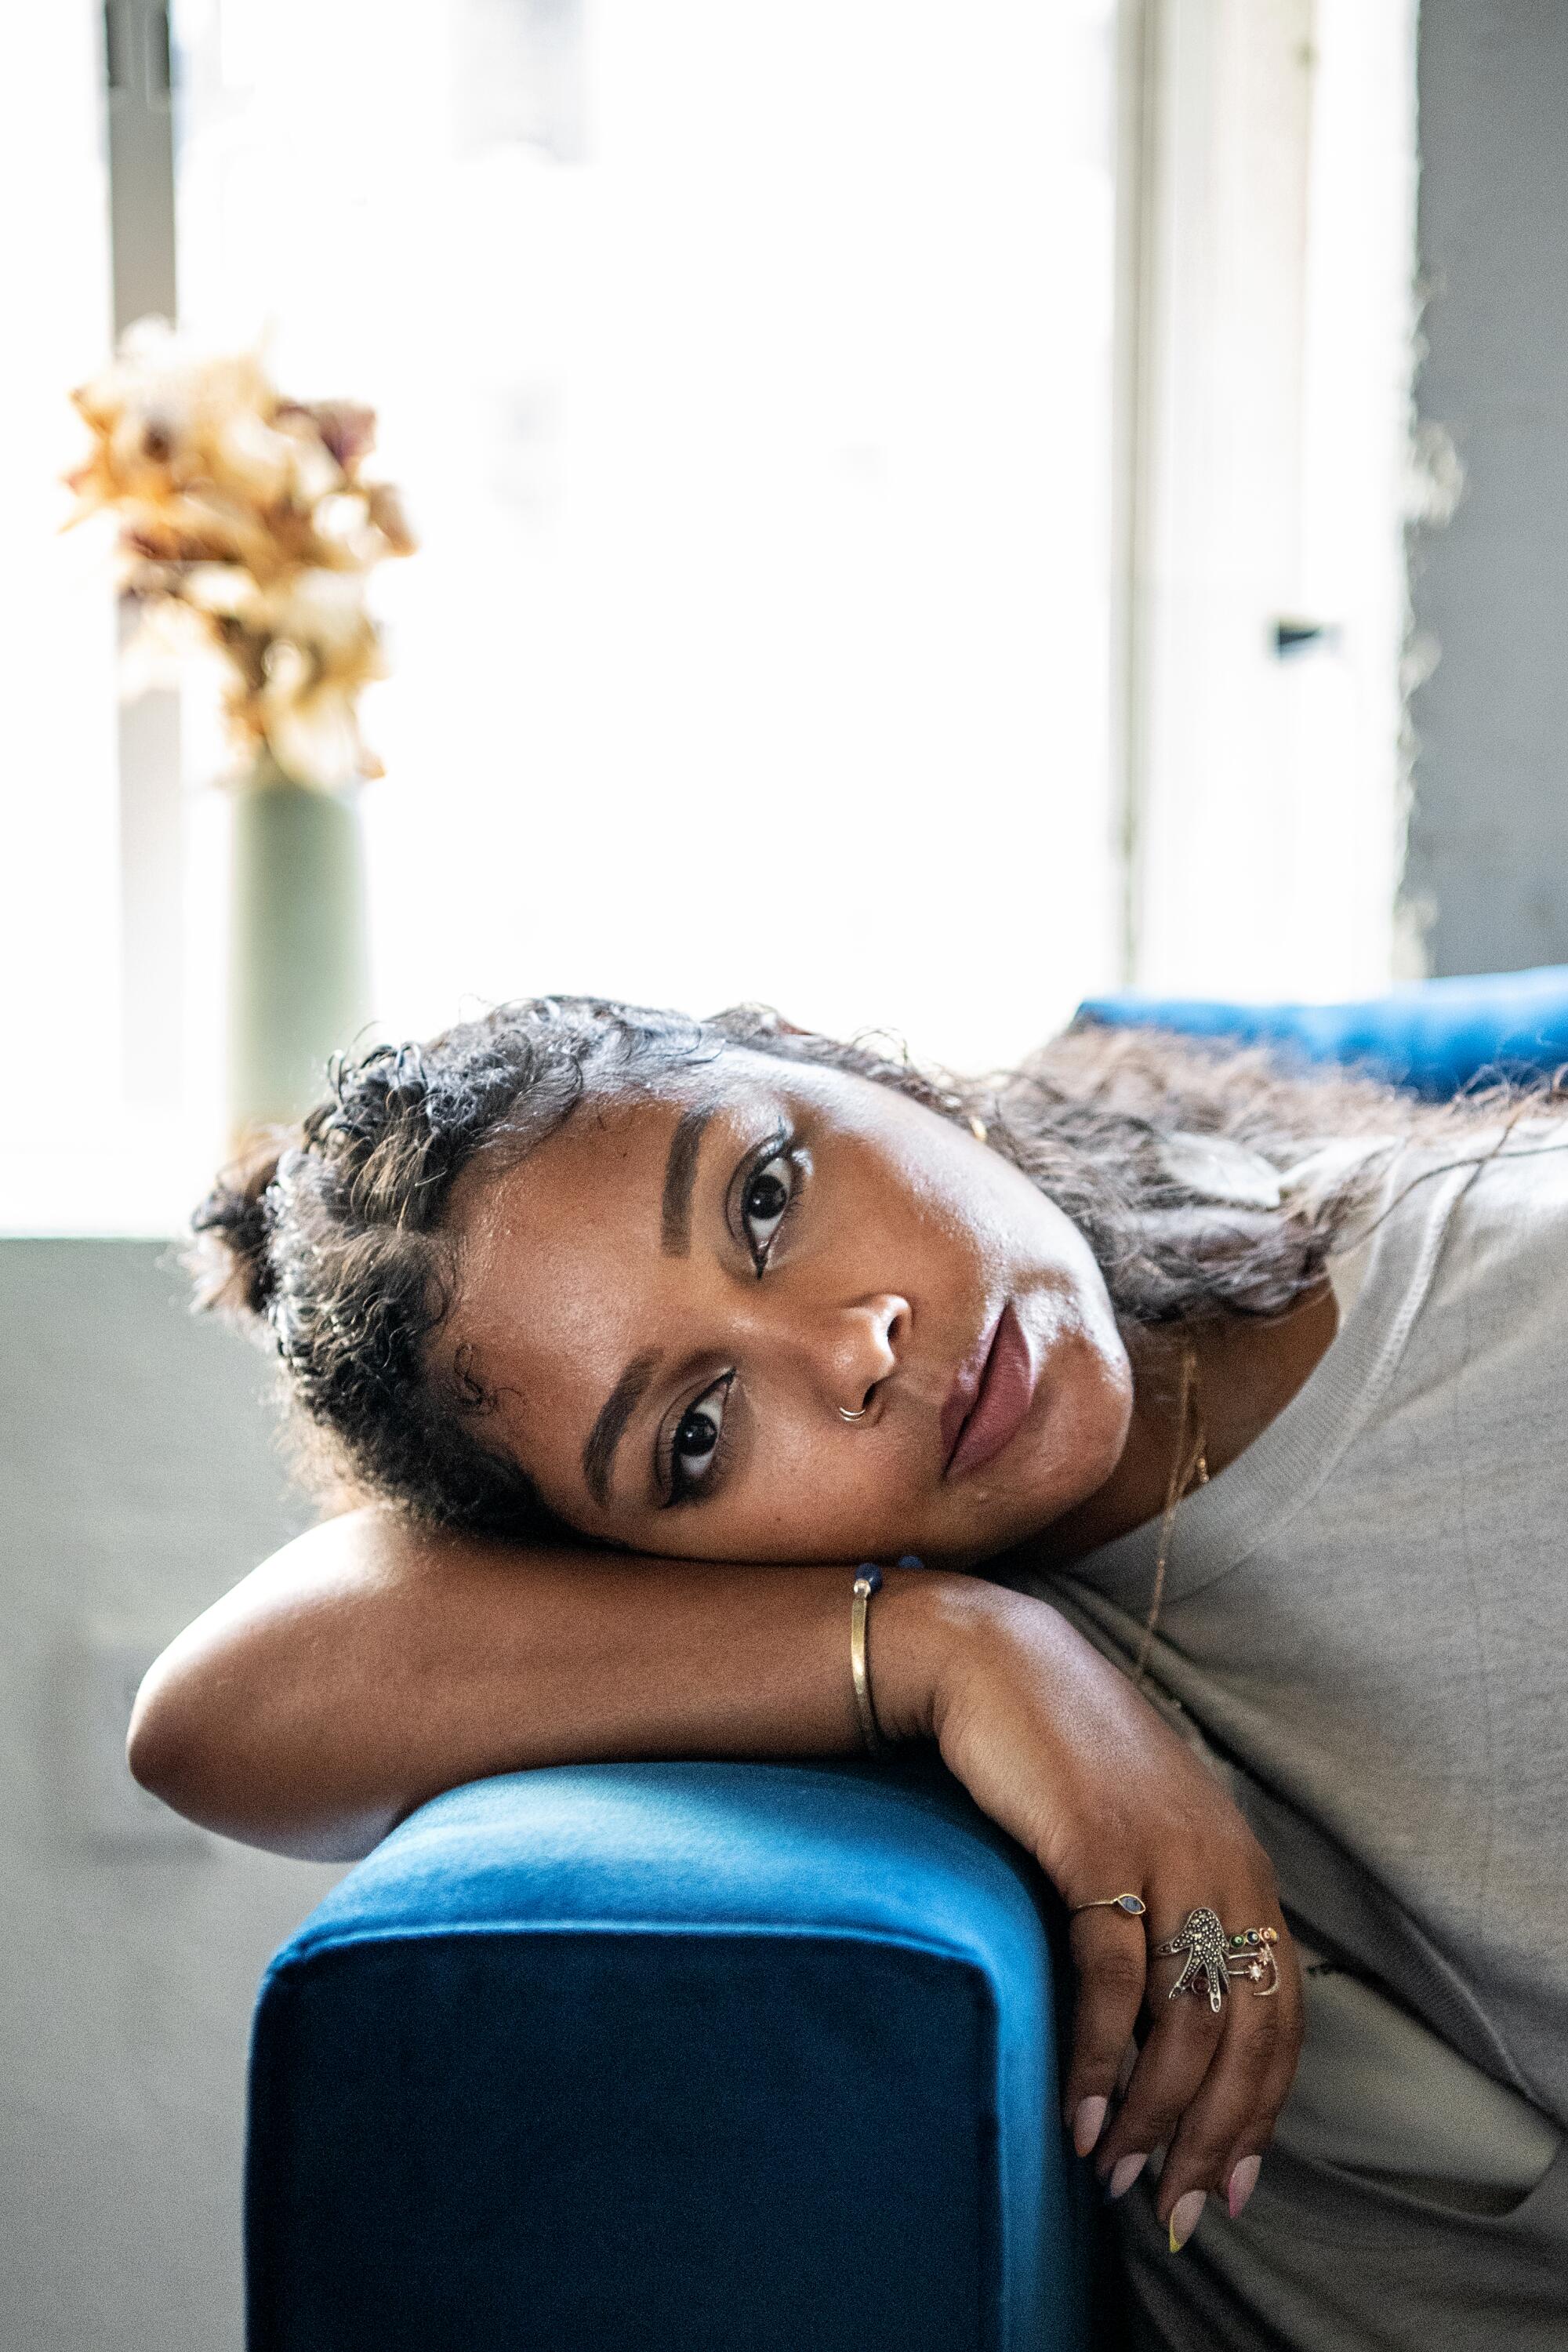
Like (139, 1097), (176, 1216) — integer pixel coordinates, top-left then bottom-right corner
(227, 751), (369, 1138)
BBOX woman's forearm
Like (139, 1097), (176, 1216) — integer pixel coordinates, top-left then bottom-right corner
(126, 1506), (977, 1860)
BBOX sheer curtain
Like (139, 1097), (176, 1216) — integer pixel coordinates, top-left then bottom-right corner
(172, 0), (1122, 1077)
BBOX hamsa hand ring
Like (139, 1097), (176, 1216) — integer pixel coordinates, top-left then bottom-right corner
(1150, 1907), (1280, 2013)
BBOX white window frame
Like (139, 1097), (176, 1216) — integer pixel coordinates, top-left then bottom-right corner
(1113, 0), (1418, 1003)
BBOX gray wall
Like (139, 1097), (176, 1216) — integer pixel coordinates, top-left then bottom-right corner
(2, 1243), (343, 2351)
(1409, 1), (1568, 975)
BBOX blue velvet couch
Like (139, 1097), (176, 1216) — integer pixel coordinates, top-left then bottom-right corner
(246, 966), (1568, 2351)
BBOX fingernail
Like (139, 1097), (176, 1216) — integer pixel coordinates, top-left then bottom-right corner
(1227, 2154), (1261, 2220)
(1167, 2190), (1207, 2252)
(1072, 2096), (1109, 2157)
(1107, 2152), (1148, 2200)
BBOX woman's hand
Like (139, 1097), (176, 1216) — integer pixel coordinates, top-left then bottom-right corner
(877, 1575), (1302, 2247)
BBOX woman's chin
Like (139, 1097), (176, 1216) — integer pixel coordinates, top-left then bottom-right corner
(963, 1370), (1133, 1552)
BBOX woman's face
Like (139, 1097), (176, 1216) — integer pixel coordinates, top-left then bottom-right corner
(443, 1048), (1134, 1565)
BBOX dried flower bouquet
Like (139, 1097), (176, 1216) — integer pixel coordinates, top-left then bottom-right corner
(67, 320), (414, 789)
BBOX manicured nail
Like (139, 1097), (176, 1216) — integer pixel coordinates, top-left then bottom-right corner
(1107, 2152), (1147, 2200)
(1167, 2190), (1206, 2252)
(1227, 2154), (1261, 2220)
(1072, 2096), (1108, 2157)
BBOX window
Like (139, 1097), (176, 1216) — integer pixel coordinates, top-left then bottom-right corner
(1120, 0), (1417, 1000)
(173, 0), (1123, 1064)
(2, 1), (1418, 1235)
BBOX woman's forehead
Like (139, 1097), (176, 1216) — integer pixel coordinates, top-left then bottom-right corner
(442, 1063), (775, 1337)
(447, 1055), (724, 1211)
(451, 1084), (710, 1265)
(446, 1051), (930, 1282)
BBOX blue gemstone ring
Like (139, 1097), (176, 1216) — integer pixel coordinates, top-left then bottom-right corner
(1071, 1893), (1148, 1918)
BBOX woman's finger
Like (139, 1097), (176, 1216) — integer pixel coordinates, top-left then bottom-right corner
(1101, 1905), (1302, 2245)
(1061, 1904), (1150, 2155)
(1213, 1941), (1306, 2220)
(1152, 1961), (1294, 2229)
(1093, 1948), (1227, 2188)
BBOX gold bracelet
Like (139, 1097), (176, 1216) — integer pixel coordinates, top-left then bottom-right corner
(851, 1564), (889, 1757)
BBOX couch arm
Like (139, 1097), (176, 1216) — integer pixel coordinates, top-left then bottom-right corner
(246, 1759), (1092, 2352)
(1076, 961), (1568, 1097)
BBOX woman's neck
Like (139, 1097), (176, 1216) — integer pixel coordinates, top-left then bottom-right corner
(1025, 1280), (1341, 1569)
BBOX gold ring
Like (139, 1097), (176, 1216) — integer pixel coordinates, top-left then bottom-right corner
(1070, 1893), (1146, 1918)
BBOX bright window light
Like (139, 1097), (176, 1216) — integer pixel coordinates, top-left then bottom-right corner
(173, 0), (1122, 1080)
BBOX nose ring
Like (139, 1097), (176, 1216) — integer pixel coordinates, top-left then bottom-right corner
(838, 1404), (868, 1422)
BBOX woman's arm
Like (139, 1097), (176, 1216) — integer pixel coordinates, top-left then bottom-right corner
(129, 1505), (1301, 2238)
(128, 1506), (936, 1860)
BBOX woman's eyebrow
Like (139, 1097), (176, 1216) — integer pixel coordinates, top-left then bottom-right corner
(583, 1348), (661, 1506)
(582, 1102), (721, 1504)
(661, 1103), (717, 1255)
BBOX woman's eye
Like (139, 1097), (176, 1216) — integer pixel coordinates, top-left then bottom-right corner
(741, 1153), (795, 1266)
(670, 1375), (731, 1498)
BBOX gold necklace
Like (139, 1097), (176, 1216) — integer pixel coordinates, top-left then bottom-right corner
(1132, 1330), (1208, 1691)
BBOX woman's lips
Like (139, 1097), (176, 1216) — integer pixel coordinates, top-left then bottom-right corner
(942, 1301), (1038, 1479)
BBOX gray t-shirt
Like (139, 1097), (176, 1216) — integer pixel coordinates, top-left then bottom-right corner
(1014, 1137), (1568, 2351)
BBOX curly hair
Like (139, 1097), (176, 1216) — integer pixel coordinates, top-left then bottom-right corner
(191, 993), (1546, 1538)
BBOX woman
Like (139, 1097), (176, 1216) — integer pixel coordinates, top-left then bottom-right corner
(130, 996), (1568, 2351)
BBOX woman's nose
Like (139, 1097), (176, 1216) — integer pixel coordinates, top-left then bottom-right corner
(823, 1293), (909, 1419)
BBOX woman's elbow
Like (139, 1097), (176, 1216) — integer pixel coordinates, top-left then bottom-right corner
(127, 1650), (213, 1818)
(126, 1645), (389, 1864)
